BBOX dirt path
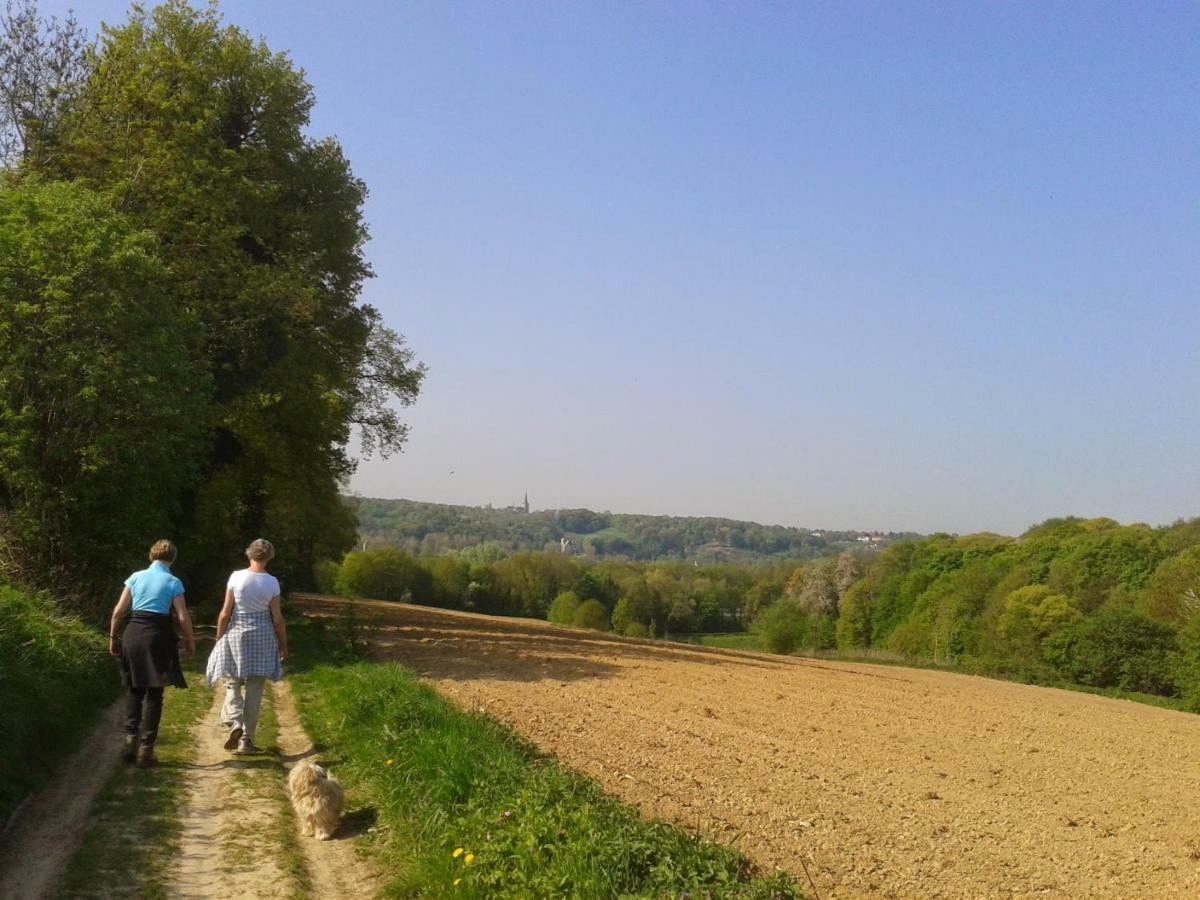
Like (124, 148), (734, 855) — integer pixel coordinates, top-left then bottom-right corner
(0, 701), (125, 900)
(169, 680), (377, 900)
(171, 691), (294, 900)
(271, 681), (378, 899)
(296, 596), (1200, 899)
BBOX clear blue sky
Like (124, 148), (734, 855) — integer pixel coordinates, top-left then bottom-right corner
(50, 1), (1199, 535)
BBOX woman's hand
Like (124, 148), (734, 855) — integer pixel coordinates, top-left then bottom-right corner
(182, 642), (196, 659)
(279, 647), (289, 663)
(109, 636), (121, 658)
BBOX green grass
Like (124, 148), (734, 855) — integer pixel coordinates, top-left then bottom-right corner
(286, 615), (801, 899)
(252, 694), (312, 899)
(0, 581), (120, 824)
(57, 641), (215, 899)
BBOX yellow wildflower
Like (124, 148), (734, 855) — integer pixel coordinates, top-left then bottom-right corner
(464, 853), (474, 866)
(453, 878), (461, 886)
(385, 759), (395, 766)
(452, 847), (464, 858)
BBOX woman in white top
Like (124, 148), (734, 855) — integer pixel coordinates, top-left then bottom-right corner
(205, 538), (289, 754)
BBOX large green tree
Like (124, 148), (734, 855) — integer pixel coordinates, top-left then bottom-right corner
(19, 1), (423, 595)
(0, 180), (207, 594)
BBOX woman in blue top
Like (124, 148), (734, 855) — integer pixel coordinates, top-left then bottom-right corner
(108, 539), (196, 767)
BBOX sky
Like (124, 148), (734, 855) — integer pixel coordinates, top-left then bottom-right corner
(46, 1), (1199, 535)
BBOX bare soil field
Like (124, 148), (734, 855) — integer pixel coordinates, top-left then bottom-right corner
(296, 596), (1200, 899)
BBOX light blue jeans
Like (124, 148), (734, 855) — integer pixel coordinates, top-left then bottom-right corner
(220, 675), (266, 742)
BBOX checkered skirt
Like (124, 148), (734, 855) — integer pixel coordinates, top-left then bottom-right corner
(205, 608), (283, 686)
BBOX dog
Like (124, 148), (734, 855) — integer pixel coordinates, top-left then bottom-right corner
(287, 759), (345, 840)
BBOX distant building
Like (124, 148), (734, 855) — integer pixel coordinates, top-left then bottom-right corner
(505, 492), (530, 515)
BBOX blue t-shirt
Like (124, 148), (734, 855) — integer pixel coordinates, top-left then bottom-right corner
(125, 561), (184, 614)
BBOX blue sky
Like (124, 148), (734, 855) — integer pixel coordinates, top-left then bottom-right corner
(48, 1), (1199, 534)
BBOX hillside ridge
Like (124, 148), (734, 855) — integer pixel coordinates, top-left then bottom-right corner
(348, 495), (923, 562)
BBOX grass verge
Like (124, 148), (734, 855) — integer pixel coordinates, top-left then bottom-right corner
(247, 692), (311, 899)
(286, 615), (801, 899)
(56, 640), (215, 899)
(0, 581), (120, 825)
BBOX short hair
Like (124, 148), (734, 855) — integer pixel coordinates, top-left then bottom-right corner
(246, 538), (275, 562)
(149, 539), (177, 563)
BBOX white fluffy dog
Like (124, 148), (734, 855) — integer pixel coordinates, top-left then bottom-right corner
(287, 759), (344, 840)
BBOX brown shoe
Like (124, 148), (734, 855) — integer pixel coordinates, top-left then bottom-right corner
(121, 735), (137, 764)
(136, 747), (157, 768)
(223, 726), (243, 751)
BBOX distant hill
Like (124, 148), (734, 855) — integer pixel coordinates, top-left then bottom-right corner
(348, 497), (922, 563)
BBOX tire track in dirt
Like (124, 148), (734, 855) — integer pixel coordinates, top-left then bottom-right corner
(295, 596), (1200, 899)
(171, 691), (293, 900)
(271, 680), (378, 899)
(0, 701), (124, 900)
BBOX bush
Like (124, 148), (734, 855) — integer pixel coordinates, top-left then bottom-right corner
(334, 548), (431, 601)
(0, 581), (119, 822)
(1045, 605), (1178, 694)
(572, 599), (610, 631)
(1175, 615), (1200, 711)
(623, 621), (651, 638)
(752, 600), (810, 654)
(546, 591), (581, 625)
(312, 559), (340, 594)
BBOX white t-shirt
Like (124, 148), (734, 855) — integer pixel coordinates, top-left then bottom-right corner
(227, 569), (280, 614)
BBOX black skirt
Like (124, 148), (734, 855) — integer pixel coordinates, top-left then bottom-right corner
(120, 611), (187, 689)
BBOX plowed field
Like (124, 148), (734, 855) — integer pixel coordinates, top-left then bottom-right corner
(295, 596), (1200, 899)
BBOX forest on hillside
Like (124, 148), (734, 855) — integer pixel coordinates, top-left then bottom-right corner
(350, 496), (922, 562)
(328, 515), (1200, 709)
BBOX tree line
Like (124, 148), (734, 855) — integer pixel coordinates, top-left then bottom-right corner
(0, 1), (422, 610)
(329, 515), (1200, 709)
(352, 496), (921, 563)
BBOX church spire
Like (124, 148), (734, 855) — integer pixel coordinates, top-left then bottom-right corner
(524, 491), (529, 514)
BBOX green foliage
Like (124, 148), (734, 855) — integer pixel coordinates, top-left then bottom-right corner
(752, 600), (810, 654)
(571, 599), (610, 631)
(311, 558), (339, 594)
(546, 591), (581, 625)
(1044, 605), (1177, 695)
(0, 580), (119, 821)
(610, 597), (635, 635)
(622, 621), (651, 638)
(352, 496), (918, 563)
(1141, 546), (1200, 624)
(286, 620), (799, 898)
(334, 547), (430, 602)
(1174, 615), (1200, 712)
(835, 580), (873, 650)
(0, 180), (207, 591)
(5, 0), (423, 602)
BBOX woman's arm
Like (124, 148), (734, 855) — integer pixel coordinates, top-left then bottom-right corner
(172, 594), (196, 657)
(214, 588), (235, 640)
(109, 587), (132, 657)
(269, 595), (288, 662)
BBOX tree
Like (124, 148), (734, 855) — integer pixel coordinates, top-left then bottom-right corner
(752, 599), (810, 655)
(571, 599), (609, 631)
(785, 562), (838, 617)
(0, 0), (89, 167)
(26, 1), (424, 592)
(1141, 547), (1200, 624)
(995, 585), (1080, 663)
(0, 180), (207, 595)
(334, 548), (429, 602)
(547, 591), (581, 625)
